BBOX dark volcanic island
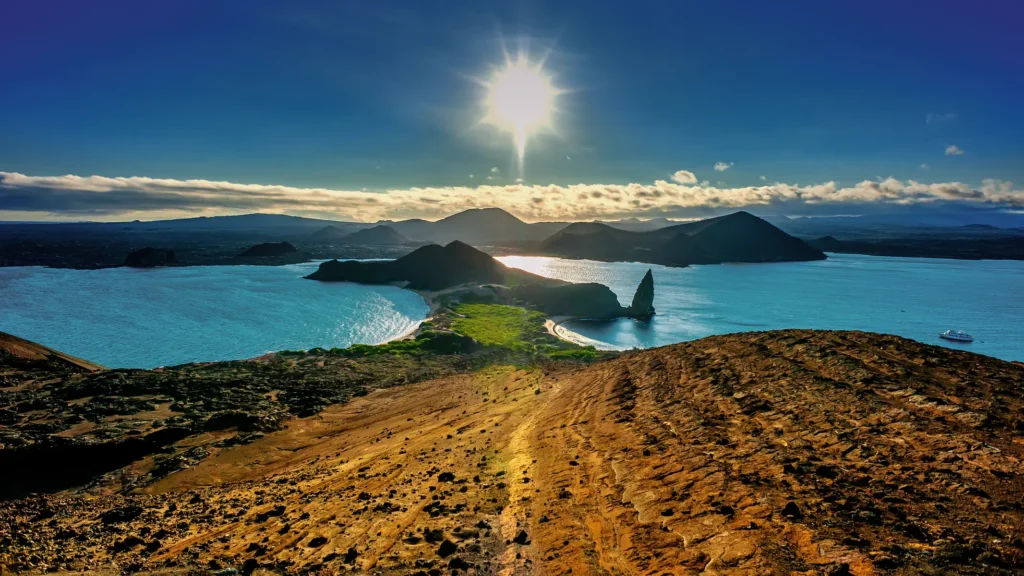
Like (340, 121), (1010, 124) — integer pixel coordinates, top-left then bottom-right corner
(306, 240), (650, 320)
(537, 211), (826, 266)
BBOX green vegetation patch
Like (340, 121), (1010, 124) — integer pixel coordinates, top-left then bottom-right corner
(450, 304), (548, 352)
(337, 330), (478, 357)
(548, 346), (600, 361)
(294, 303), (608, 364)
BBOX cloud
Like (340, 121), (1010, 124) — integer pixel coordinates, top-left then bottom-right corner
(945, 145), (965, 156)
(468, 174), (474, 179)
(490, 167), (499, 173)
(920, 163), (929, 170)
(671, 170), (697, 184)
(1, 171), (1021, 223)
(714, 161), (734, 172)
(926, 112), (957, 124)
(759, 175), (766, 181)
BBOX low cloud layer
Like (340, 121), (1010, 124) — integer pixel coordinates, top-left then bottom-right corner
(1, 171), (1021, 222)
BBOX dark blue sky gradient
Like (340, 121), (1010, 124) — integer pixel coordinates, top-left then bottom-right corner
(2, 0), (1022, 190)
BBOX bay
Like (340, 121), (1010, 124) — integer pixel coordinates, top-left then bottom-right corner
(2, 253), (1021, 368)
(0, 261), (429, 368)
(497, 254), (1024, 362)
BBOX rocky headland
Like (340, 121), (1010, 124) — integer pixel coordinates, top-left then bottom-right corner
(306, 240), (653, 321)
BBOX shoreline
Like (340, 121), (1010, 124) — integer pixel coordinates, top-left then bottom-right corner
(545, 316), (630, 351)
(544, 316), (572, 342)
(390, 287), (450, 342)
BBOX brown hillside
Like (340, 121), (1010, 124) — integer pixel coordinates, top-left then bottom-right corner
(0, 331), (104, 372)
(1, 330), (1022, 574)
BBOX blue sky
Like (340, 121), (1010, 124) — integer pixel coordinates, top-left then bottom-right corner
(1, 0), (1022, 221)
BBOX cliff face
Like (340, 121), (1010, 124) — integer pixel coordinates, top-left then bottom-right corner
(629, 269), (655, 318)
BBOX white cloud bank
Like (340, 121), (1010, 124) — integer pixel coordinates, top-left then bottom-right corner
(1, 171), (1021, 222)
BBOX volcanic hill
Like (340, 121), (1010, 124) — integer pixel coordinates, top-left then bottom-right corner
(238, 242), (298, 258)
(539, 211), (826, 266)
(338, 225), (411, 245)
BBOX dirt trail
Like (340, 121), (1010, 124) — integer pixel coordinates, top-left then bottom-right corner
(2, 330), (1023, 575)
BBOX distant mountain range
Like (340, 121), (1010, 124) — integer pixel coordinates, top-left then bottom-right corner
(380, 208), (566, 245)
(539, 211), (825, 266)
(310, 224), (412, 245)
(5, 206), (1024, 268)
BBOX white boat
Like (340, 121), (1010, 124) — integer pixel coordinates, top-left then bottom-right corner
(939, 329), (974, 343)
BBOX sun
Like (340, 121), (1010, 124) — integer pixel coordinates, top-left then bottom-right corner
(482, 56), (559, 170)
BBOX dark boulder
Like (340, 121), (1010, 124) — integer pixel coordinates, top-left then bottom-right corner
(124, 247), (176, 267)
(629, 269), (655, 318)
(100, 505), (144, 524)
(436, 539), (458, 558)
(203, 410), (281, 433)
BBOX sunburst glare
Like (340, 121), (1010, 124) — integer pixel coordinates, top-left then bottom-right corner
(481, 53), (561, 174)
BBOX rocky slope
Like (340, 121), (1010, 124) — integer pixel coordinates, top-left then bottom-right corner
(0, 331), (484, 500)
(2, 330), (1022, 574)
